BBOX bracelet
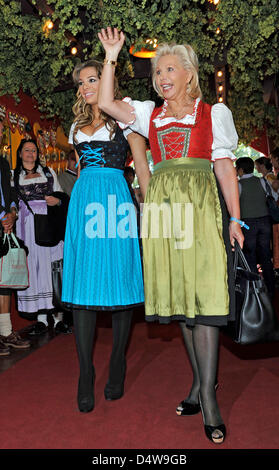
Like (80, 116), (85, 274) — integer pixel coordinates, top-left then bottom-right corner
(103, 59), (117, 66)
(230, 217), (249, 230)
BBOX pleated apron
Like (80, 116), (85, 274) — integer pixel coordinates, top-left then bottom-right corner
(62, 166), (144, 310)
(142, 157), (231, 326)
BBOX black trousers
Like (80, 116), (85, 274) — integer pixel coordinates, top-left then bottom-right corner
(242, 215), (275, 296)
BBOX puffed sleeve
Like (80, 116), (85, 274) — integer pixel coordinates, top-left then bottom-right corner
(117, 97), (155, 139)
(68, 123), (76, 145)
(211, 103), (238, 161)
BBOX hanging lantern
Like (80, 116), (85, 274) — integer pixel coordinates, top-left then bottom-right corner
(129, 39), (158, 58)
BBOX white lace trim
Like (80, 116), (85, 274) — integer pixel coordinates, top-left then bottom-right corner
(153, 98), (200, 128)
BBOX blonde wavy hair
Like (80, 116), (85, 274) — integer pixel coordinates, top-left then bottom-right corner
(151, 43), (202, 100)
(72, 59), (120, 142)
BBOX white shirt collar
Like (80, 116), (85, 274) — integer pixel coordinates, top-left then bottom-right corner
(239, 173), (254, 179)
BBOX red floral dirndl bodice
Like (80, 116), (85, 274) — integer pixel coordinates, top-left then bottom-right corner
(148, 100), (213, 165)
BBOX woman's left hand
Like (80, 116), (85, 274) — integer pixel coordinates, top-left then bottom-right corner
(45, 196), (60, 206)
(229, 220), (244, 250)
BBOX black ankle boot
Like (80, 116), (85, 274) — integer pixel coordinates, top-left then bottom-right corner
(77, 368), (95, 413)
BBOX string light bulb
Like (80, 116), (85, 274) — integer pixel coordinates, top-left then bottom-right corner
(71, 46), (78, 55)
(44, 19), (53, 30)
(46, 19), (54, 29)
(215, 66), (226, 104)
(43, 18), (54, 35)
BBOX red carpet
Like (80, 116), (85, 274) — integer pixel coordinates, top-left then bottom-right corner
(0, 311), (279, 450)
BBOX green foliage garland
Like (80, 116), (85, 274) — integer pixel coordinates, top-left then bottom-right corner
(0, 0), (278, 146)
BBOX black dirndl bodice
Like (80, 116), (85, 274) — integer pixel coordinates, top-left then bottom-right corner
(74, 125), (129, 170)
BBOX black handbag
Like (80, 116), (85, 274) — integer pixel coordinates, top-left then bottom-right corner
(34, 213), (57, 246)
(51, 258), (70, 311)
(263, 178), (279, 223)
(225, 241), (279, 344)
(51, 258), (63, 309)
(17, 191), (58, 247)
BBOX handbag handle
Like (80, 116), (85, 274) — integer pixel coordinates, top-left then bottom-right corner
(3, 233), (20, 249)
(233, 239), (252, 273)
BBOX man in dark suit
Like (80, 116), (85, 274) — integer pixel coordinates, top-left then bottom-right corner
(0, 121), (30, 355)
(235, 156), (276, 298)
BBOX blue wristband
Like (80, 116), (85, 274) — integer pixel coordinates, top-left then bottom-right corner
(230, 217), (249, 230)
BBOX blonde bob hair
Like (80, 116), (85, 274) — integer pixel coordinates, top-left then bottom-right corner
(72, 59), (120, 142)
(151, 43), (202, 100)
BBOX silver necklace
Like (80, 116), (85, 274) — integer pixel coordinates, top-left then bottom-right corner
(172, 102), (194, 119)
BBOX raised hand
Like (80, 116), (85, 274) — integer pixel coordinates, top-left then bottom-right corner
(98, 27), (125, 60)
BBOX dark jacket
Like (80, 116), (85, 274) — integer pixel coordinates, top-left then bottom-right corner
(0, 156), (17, 213)
(0, 156), (24, 255)
(0, 156), (18, 241)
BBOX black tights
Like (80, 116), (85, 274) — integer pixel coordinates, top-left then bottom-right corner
(179, 322), (222, 426)
(73, 308), (132, 391)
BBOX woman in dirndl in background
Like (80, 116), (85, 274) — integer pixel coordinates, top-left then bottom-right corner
(98, 27), (244, 445)
(12, 139), (70, 335)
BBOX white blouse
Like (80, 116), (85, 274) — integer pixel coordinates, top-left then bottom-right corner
(68, 122), (131, 145)
(11, 165), (62, 192)
(118, 97), (238, 161)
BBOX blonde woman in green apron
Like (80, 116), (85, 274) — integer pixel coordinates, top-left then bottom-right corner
(97, 27), (244, 445)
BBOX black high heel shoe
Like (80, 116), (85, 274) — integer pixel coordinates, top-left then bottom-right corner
(77, 369), (95, 413)
(104, 361), (126, 401)
(176, 400), (201, 416)
(104, 383), (124, 401)
(199, 392), (226, 444)
(204, 424), (226, 444)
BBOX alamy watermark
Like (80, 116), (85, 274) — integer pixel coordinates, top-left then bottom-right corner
(84, 195), (193, 250)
